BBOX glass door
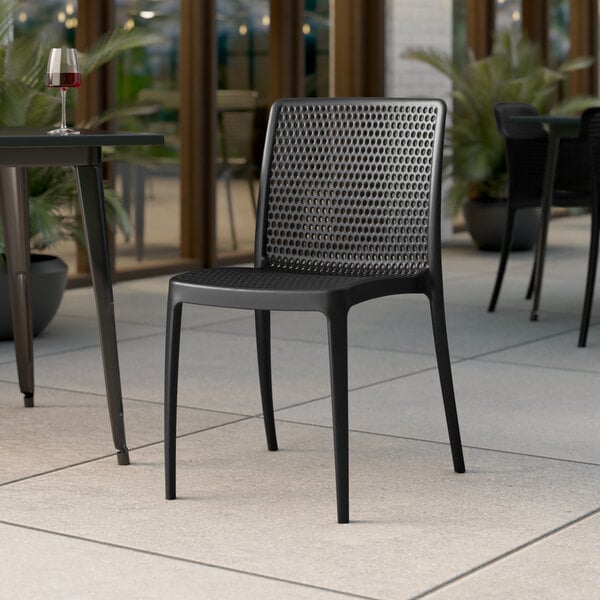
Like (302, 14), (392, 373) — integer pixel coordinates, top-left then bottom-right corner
(114, 0), (182, 272)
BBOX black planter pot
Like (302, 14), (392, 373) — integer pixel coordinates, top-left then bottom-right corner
(463, 197), (540, 251)
(0, 254), (68, 340)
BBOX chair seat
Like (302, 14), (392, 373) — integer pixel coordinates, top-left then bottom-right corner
(170, 267), (425, 312)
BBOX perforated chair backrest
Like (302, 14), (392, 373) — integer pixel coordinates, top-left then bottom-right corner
(494, 102), (549, 203)
(255, 98), (446, 278)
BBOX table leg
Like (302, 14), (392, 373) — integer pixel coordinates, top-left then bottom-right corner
(74, 165), (129, 465)
(0, 167), (34, 407)
(530, 134), (560, 321)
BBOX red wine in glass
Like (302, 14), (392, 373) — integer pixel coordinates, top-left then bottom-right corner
(46, 72), (81, 89)
(46, 48), (81, 134)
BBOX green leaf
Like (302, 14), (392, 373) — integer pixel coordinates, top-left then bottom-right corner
(403, 28), (597, 215)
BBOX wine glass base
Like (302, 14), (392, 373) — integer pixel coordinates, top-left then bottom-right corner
(47, 127), (80, 135)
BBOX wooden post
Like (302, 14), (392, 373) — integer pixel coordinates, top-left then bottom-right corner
(466, 0), (494, 59)
(569, 0), (598, 96)
(179, 0), (216, 266)
(332, 0), (384, 97)
(75, 0), (115, 273)
(522, 0), (549, 61)
(269, 0), (304, 102)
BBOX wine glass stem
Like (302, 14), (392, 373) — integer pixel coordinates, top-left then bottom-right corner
(60, 88), (67, 130)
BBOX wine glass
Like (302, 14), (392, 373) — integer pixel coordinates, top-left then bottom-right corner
(46, 48), (81, 135)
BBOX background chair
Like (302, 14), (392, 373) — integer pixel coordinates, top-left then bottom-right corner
(216, 89), (259, 250)
(488, 103), (594, 332)
(164, 98), (465, 523)
(575, 107), (600, 346)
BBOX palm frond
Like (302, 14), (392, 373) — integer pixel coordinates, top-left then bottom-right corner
(404, 29), (596, 214)
(0, 14), (162, 259)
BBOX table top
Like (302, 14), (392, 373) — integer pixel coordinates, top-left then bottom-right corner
(511, 115), (580, 126)
(511, 114), (582, 138)
(0, 128), (164, 148)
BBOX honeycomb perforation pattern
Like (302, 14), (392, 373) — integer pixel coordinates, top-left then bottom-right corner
(264, 101), (438, 277)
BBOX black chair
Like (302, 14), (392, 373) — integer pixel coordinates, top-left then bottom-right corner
(576, 107), (600, 346)
(164, 98), (465, 523)
(488, 103), (593, 329)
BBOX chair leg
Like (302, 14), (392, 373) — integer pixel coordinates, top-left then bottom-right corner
(165, 296), (183, 500)
(578, 209), (600, 347)
(526, 225), (540, 300)
(526, 215), (543, 300)
(255, 310), (278, 450)
(488, 208), (517, 312)
(525, 261), (535, 300)
(326, 310), (349, 524)
(429, 290), (465, 474)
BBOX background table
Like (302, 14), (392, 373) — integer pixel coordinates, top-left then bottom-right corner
(0, 129), (163, 465)
(511, 115), (581, 321)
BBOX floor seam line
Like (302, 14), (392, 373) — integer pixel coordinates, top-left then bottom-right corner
(0, 417), (253, 488)
(0, 520), (377, 600)
(271, 417), (600, 467)
(411, 505), (600, 599)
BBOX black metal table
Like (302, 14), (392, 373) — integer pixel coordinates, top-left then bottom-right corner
(511, 115), (581, 321)
(0, 128), (164, 465)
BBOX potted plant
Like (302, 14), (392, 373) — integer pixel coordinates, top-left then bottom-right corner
(0, 2), (161, 339)
(404, 30), (599, 250)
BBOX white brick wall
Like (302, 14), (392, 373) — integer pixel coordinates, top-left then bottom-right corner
(385, 0), (452, 104)
(385, 0), (454, 236)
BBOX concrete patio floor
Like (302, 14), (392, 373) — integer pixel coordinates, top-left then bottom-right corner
(1, 214), (600, 598)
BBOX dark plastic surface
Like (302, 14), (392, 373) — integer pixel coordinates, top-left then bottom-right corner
(164, 98), (465, 523)
(0, 128), (161, 463)
(0, 254), (68, 340)
(488, 103), (593, 315)
(575, 108), (600, 346)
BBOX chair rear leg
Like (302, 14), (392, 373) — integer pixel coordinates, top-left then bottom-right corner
(429, 291), (465, 474)
(255, 310), (278, 450)
(578, 209), (600, 347)
(327, 310), (349, 524)
(488, 208), (517, 312)
(526, 210), (544, 301)
(165, 296), (183, 500)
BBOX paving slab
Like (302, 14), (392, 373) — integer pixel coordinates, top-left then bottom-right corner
(480, 327), (600, 371)
(276, 358), (600, 464)
(1, 419), (599, 600)
(0, 523), (349, 600)
(0, 381), (242, 484)
(0, 330), (437, 415)
(427, 511), (600, 599)
(200, 297), (579, 358)
(0, 315), (161, 364)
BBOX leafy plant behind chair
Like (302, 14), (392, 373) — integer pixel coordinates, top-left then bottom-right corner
(0, 0), (162, 263)
(404, 30), (600, 215)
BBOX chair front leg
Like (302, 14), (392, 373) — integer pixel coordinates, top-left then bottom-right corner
(255, 310), (278, 450)
(488, 207), (517, 312)
(165, 296), (183, 500)
(429, 289), (465, 474)
(326, 309), (349, 524)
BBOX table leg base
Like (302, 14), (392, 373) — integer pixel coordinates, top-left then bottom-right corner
(23, 393), (34, 407)
(117, 447), (130, 465)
